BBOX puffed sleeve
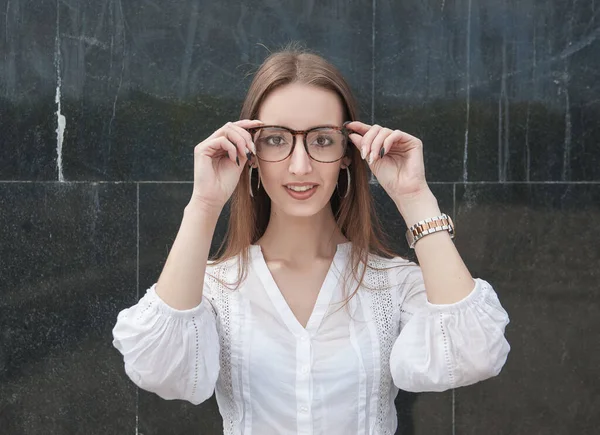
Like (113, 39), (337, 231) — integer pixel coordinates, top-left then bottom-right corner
(112, 281), (220, 405)
(389, 262), (510, 392)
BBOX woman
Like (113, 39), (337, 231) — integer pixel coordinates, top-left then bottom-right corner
(112, 46), (510, 435)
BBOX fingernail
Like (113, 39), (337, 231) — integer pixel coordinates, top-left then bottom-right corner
(246, 150), (252, 161)
(368, 154), (374, 165)
(379, 148), (385, 158)
(236, 156), (240, 166)
(361, 148), (366, 159)
(251, 142), (256, 154)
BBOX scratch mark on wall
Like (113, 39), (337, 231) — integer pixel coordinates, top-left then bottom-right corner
(5, 0), (17, 99)
(558, 26), (600, 60)
(562, 71), (572, 181)
(451, 26), (600, 96)
(562, 1), (575, 181)
(498, 26), (509, 182)
(61, 34), (109, 49)
(55, 0), (66, 182)
(108, 0), (126, 148)
(371, 0), (376, 124)
(179, 0), (200, 99)
(525, 25), (537, 182)
(462, 0), (472, 182)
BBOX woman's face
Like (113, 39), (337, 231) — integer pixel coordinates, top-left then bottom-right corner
(255, 82), (352, 218)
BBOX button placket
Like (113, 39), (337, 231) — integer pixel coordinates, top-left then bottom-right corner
(296, 333), (312, 432)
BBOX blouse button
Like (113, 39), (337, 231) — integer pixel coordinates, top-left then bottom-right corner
(301, 365), (309, 374)
(299, 405), (308, 413)
(300, 335), (308, 342)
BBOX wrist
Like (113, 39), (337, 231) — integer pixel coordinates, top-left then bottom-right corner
(185, 198), (223, 221)
(393, 189), (442, 227)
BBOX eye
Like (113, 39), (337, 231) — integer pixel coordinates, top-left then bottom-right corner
(265, 135), (287, 146)
(312, 135), (333, 147)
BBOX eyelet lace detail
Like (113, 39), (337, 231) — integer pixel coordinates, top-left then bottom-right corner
(190, 316), (200, 399)
(364, 256), (396, 435)
(205, 260), (239, 435)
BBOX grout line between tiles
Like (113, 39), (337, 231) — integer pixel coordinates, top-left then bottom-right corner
(369, 0), (376, 184)
(452, 183), (456, 223)
(452, 388), (456, 435)
(371, 0), (376, 125)
(1, 180), (600, 185)
(452, 194), (459, 431)
(136, 182), (140, 435)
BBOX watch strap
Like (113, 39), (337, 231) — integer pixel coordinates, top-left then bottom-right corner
(405, 213), (455, 249)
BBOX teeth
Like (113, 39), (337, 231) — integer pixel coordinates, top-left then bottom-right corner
(287, 185), (315, 192)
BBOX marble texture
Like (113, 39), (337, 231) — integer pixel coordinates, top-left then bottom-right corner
(454, 183), (600, 435)
(0, 182), (137, 434)
(1, 0), (374, 182)
(375, 0), (600, 182)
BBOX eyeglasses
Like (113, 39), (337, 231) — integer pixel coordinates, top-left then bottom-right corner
(245, 125), (350, 163)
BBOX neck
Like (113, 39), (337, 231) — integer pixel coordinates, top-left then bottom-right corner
(256, 204), (347, 264)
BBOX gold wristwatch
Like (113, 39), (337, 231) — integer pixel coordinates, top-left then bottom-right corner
(405, 213), (455, 249)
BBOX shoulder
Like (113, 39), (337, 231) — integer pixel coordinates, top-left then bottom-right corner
(204, 255), (243, 296)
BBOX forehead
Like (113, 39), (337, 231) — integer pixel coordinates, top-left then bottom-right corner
(257, 83), (344, 128)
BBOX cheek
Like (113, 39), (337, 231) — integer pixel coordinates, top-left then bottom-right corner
(257, 164), (342, 189)
(257, 165), (279, 186)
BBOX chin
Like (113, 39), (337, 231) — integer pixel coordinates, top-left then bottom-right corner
(269, 186), (333, 218)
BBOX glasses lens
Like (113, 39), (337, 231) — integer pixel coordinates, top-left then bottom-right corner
(306, 128), (346, 162)
(253, 127), (347, 162)
(254, 128), (293, 161)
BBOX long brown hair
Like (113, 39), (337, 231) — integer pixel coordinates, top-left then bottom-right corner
(208, 42), (404, 301)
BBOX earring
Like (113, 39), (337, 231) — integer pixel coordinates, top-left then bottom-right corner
(337, 167), (351, 198)
(249, 166), (261, 197)
(345, 167), (351, 198)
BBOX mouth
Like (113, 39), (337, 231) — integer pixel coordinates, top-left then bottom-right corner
(284, 184), (318, 192)
(283, 184), (319, 200)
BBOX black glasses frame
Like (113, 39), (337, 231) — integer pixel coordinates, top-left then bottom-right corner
(245, 125), (351, 163)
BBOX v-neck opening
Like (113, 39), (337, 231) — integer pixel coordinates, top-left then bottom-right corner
(251, 242), (351, 336)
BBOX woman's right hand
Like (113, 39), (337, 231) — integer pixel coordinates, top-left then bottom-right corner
(189, 119), (263, 211)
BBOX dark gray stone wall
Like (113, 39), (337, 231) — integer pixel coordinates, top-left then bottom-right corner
(1, 1), (598, 434)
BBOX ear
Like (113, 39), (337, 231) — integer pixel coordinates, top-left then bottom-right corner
(341, 155), (352, 169)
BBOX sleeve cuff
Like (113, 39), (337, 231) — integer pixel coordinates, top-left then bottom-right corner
(145, 283), (213, 319)
(424, 278), (488, 313)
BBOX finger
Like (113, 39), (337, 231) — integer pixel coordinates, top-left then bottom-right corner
(228, 123), (257, 156)
(209, 119), (263, 141)
(344, 120), (372, 135)
(360, 124), (382, 162)
(215, 136), (241, 167)
(391, 129), (420, 146)
(223, 123), (254, 161)
(369, 128), (393, 164)
(203, 137), (240, 167)
(232, 119), (264, 128)
(348, 132), (363, 150)
(381, 130), (405, 156)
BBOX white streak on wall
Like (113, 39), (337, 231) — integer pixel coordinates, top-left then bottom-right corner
(462, 0), (472, 183)
(54, 0), (66, 182)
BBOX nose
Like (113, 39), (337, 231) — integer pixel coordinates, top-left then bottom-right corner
(288, 134), (312, 175)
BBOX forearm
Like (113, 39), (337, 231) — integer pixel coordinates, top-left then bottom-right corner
(394, 189), (474, 304)
(155, 200), (221, 310)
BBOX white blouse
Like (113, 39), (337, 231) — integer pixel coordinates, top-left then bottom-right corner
(112, 242), (510, 435)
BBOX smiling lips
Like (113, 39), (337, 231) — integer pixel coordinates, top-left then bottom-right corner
(284, 183), (318, 192)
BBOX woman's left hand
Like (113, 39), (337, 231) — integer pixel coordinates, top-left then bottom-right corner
(345, 121), (429, 200)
